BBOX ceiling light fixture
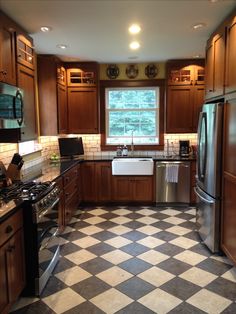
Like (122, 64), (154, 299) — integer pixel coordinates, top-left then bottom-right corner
(129, 41), (140, 50)
(129, 24), (141, 34)
(40, 26), (52, 32)
(56, 44), (67, 49)
(193, 23), (206, 30)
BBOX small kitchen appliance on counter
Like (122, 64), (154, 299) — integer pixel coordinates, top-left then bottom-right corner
(179, 140), (190, 157)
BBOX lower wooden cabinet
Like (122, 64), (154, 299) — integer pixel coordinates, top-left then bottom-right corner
(112, 176), (154, 202)
(0, 209), (25, 314)
(82, 162), (96, 202)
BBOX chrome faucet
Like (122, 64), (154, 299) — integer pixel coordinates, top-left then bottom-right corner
(131, 131), (134, 156)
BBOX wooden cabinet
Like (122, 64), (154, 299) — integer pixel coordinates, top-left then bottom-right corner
(225, 15), (236, 94)
(0, 209), (25, 314)
(67, 87), (98, 133)
(205, 27), (225, 100)
(63, 165), (80, 225)
(37, 55), (68, 135)
(66, 62), (99, 134)
(166, 60), (205, 133)
(0, 12), (16, 85)
(221, 93), (236, 265)
(112, 176), (154, 202)
(16, 34), (34, 70)
(82, 162), (96, 202)
(96, 162), (112, 202)
(17, 64), (37, 141)
(166, 85), (204, 133)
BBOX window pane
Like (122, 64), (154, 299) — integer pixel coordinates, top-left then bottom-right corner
(108, 89), (157, 109)
(106, 87), (159, 145)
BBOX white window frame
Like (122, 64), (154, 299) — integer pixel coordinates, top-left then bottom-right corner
(105, 86), (160, 145)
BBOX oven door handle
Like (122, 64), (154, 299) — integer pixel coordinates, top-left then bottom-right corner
(37, 197), (60, 221)
(39, 225), (59, 251)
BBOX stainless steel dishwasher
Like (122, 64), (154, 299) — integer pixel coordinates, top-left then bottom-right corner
(156, 161), (190, 204)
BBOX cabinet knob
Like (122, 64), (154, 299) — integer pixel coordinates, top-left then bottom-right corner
(208, 89), (213, 92)
(5, 225), (13, 234)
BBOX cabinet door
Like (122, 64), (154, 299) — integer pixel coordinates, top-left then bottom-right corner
(17, 65), (37, 141)
(221, 95), (236, 265)
(0, 243), (8, 314)
(205, 31), (225, 100)
(192, 85), (205, 131)
(225, 17), (236, 94)
(57, 84), (68, 134)
(67, 87), (98, 133)
(166, 85), (193, 133)
(96, 162), (112, 202)
(0, 23), (16, 85)
(132, 177), (153, 202)
(82, 162), (96, 201)
(16, 34), (34, 70)
(7, 228), (25, 303)
(112, 176), (132, 201)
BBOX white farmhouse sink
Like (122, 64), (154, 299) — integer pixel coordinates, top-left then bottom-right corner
(112, 158), (154, 175)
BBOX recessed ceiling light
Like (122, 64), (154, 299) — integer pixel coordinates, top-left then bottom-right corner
(128, 56), (138, 60)
(193, 54), (202, 58)
(56, 44), (67, 49)
(129, 24), (141, 34)
(40, 26), (52, 32)
(192, 23), (206, 30)
(129, 41), (140, 50)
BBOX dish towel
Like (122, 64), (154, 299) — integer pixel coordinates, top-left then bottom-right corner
(165, 164), (179, 183)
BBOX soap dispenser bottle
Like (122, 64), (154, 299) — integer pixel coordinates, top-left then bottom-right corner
(122, 145), (128, 156)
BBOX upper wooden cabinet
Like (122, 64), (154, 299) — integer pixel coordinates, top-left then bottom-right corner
(16, 34), (34, 70)
(205, 27), (226, 100)
(0, 12), (16, 85)
(225, 15), (236, 95)
(166, 60), (205, 133)
(67, 62), (99, 134)
(167, 62), (205, 86)
(205, 10), (236, 100)
(37, 55), (68, 135)
(67, 87), (98, 134)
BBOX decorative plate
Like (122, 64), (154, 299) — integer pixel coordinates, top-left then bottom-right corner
(145, 64), (158, 78)
(126, 64), (139, 79)
(106, 64), (119, 79)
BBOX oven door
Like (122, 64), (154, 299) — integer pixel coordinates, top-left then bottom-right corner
(36, 200), (60, 295)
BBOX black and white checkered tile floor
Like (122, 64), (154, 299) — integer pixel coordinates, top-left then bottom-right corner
(11, 205), (236, 314)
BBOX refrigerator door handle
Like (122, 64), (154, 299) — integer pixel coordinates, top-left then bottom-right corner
(194, 187), (214, 204)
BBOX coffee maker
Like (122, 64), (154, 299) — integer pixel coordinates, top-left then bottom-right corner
(179, 140), (190, 157)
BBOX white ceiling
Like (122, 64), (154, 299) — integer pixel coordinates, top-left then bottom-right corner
(0, 0), (236, 63)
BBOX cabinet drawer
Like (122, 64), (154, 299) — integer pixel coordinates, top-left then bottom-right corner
(63, 167), (78, 187)
(64, 179), (78, 204)
(0, 209), (23, 247)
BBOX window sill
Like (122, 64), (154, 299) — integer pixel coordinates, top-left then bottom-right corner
(101, 144), (164, 151)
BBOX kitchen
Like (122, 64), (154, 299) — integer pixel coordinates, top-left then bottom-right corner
(0, 0), (236, 313)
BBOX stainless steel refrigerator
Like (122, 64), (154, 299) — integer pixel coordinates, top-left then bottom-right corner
(195, 102), (223, 253)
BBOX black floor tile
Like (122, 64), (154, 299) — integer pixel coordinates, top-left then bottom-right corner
(221, 303), (236, 314)
(95, 221), (118, 229)
(160, 277), (201, 300)
(122, 230), (146, 241)
(11, 300), (54, 314)
(119, 257), (152, 275)
(60, 242), (81, 256)
(64, 301), (105, 314)
(71, 276), (110, 299)
(189, 243), (212, 257)
(99, 212), (119, 220)
(151, 230), (178, 241)
(116, 277), (155, 300)
(206, 277), (236, 301)
(157, 257), (192, 275)
(92, 230), (117, 241)
(121, 242), (149, 256)
(155, 243), (184, 257)
(115, 301), (156, 314)
(86, 242), (115, 256)
(53, 256), (76, 274)
(61, 230), (87, 241)
(175, 213), (195, 220)
(125, 213), (144, 220)
(151, 221), (174, 230)
(168, 302), (206, 314)
(68, 221), (90, 229)
(40, 276), (68, 298)
(123, 221), (146, 229)
(179, 221), (197, 230)
(197, 258), (232, 276)
(184, 230), (201, 241)
(79, 257), (113, 275)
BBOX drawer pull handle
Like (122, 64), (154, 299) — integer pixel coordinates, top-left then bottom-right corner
(5, 225), (13, 234)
